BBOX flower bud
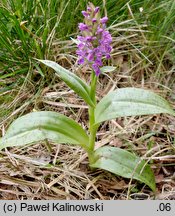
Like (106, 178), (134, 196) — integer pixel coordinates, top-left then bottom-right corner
(82, 11), (89, 17)
(100, 17), (108, 24)
(94, 7), (100, 14)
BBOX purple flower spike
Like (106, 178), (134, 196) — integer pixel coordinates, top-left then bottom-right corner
(100, 16), (108, 24)
(77, 3), (112, 76)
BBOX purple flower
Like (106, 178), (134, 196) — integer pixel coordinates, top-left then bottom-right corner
(86, 36), (93, 42)
(78, 58), (84, 64)
(76, 3), (112, 76)
(100, 17), (108, 24)
(82, 11), (89, 17)
(87, 52), (94, 61)
(78, 23), (88, 31)
(87, 7), (92, 12)
(106, 54), (111, 59)
(97, 27), (103, 34)
(92, 64), (101, 76)
(92, 18), (97, 23)
(94, 7), (100, 14)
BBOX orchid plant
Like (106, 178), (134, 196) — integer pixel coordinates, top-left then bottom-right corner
(0, 3), (174, 192)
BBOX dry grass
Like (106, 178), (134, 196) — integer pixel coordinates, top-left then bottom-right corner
(0, 23), (175, 200)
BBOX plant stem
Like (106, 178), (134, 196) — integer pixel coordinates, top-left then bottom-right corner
(88, 72), (98, 163)
(45, 139), (52, 153)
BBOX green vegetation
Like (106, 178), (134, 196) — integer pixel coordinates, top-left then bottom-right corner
(0, 0), (175, 78)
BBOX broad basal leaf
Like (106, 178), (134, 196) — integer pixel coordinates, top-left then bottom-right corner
(0, 111), (89, 150)
(95, 87), (175, 124)
(38, 60), (94, 107)
(91, 146), (156, 191)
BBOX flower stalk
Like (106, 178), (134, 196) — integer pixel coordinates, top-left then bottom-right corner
(88, 71), (97, 154)
(76, 2), (112, 163)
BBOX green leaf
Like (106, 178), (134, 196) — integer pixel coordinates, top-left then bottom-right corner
(100, 66), (116, 73)
(91, 146), (156, 191)
(0, 111), (89, 150)
(38, 60), (94, 107)
(95, 87), (175, 124)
